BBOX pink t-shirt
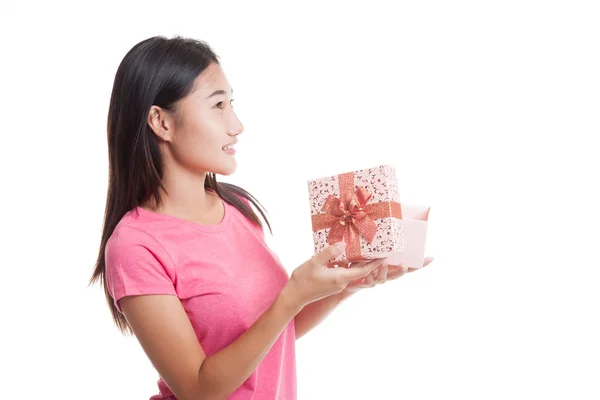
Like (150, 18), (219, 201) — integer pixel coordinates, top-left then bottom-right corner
(105, 195), (297, 399)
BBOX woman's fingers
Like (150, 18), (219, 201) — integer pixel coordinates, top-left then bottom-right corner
(367, 268), (378, 286)
(355, 260), (386, 287)
(387, 264), (409, 280)
(388, 257), (435, 275)
(374, 263), (388, 285)
(354, 263), (386, 288)
(336, 259), (383, 281)
(339, 257), (432, 288)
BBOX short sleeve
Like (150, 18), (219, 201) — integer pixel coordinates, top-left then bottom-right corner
(105, 225), (177, 313)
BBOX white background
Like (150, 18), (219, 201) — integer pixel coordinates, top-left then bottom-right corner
(1, 1), (599, 399)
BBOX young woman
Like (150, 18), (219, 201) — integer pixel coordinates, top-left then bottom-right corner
(90, 35), (432, 400)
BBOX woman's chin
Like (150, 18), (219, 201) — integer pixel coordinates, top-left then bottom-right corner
(214, 162), (237, 176)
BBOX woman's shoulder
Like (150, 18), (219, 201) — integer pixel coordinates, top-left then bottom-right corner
(106, 209), (160, 251)
(104, 215), (175, 277)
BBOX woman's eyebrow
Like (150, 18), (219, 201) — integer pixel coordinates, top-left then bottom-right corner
(206, 88), (233, 99)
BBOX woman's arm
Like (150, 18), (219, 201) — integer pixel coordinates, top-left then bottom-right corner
(294, 291), (354, 340)
(120, 284), (302, 400)
(118, 245), (378, 399)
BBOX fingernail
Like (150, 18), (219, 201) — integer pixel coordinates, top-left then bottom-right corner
(334, 242), (346, 251)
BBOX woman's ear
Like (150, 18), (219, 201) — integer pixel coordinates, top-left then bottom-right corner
(147, 105), (175, 142)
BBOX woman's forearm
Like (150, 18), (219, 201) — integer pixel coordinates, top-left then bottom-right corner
(195, 285), (301, 400)
(294, 291), (354, 340)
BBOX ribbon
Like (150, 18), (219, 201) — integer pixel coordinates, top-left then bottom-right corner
(311, 172), (402, 262)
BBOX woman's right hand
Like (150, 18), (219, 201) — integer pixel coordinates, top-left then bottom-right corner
(284, 242), (384, 311)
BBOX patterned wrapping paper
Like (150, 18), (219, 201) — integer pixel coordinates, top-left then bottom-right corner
(307, 165), (405, 266)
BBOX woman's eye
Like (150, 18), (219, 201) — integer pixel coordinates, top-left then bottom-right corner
(215, 99), (235, 109)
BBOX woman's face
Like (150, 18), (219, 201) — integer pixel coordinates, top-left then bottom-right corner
(155, 63), (243, 176)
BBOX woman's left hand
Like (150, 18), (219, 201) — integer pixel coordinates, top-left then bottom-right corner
(339, 256), (435, 296)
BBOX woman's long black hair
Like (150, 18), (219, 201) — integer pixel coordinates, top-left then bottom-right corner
(89, 36), (271, 335)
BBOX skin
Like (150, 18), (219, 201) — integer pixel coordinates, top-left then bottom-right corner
(142, 62), (242, 222)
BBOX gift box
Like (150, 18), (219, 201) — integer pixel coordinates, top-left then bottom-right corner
(383, 204), (430, 269)
(307, 165), (404, 266)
